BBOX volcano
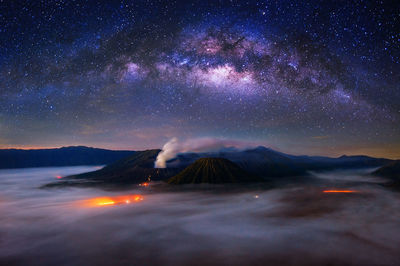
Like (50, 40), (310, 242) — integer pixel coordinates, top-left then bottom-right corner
(168, 158), (262, 184)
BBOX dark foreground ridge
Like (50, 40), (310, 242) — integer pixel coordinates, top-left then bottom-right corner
(168, 158), (263, 184)
(373, 160), (400, 190)
(373, 160), (400, 179)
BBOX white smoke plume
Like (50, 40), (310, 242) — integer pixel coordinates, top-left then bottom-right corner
(154, 137), (260, 168)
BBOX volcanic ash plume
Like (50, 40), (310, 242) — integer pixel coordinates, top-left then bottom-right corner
(154, 137), (258, 168)
(154, 138), (181, 168)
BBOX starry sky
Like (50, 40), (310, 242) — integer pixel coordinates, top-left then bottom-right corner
(0, 0), (399, 158)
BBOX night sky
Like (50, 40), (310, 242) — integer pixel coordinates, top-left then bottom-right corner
(0, 0), (399, 158)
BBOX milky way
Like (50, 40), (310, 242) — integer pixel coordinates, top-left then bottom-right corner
(0, 1), (399, 158)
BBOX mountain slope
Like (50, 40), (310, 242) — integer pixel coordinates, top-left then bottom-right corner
(168, 158), (262, 184)
(63, 149), (180, 184)
(223, 146), (306, 177)
(373, 160), (400, 179)
(0, 146), (135, 169)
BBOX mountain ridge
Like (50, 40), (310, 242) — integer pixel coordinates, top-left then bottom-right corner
(0, 146), (135, 169)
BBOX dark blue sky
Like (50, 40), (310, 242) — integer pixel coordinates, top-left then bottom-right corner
(0, 0), (399, 158)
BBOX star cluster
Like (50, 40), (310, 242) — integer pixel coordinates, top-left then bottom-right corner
(0, 0), (399, 158)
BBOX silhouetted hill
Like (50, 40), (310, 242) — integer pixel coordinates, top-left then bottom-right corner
(373, 160), (400, 179)
(0, 146), (135, 169)
(61, 149), (180, 184)
(168, 158), (262, 184)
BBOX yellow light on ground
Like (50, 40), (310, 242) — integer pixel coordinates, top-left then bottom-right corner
(98, 200), (115, 206)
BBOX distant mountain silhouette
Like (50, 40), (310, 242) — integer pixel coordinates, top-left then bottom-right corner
(0, 146), (134, 169)
(43, 146), (393, 187)
(373, 160), (400, 179)
(288, 154), (391, 170)
(168, 158), (262, 184)
(62, 149), (180, 184)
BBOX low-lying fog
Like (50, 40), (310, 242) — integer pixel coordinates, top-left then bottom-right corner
(1, 166), (400, 266)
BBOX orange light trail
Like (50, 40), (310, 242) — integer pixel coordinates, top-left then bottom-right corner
(81, 194), (144, 207)
(323, 190), (358, 193)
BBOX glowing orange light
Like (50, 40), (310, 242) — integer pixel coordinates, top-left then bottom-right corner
(323, 190), (358, 193)
(139, 182), (149, 187)
(81, 194), (144, 207)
